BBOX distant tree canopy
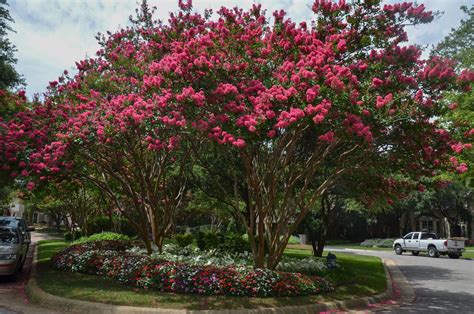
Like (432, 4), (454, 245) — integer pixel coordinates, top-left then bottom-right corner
(432, 5), (474, 69)
(432, 5), (474, 185)
(0, 0), (23, 90)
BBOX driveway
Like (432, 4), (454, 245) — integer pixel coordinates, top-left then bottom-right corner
(0, 231), (60, 314)
(326, 246), (474, 313)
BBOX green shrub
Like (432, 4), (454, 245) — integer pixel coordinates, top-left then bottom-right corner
(175, 233), (194, 247)
(377, 239), (395, 248)
(90, 216), (136, 237)
(64, 230), (83, 242)
(360, 239), (378, 247)
(288, 235), (300, 245)
(196, 231), (221, 251)
(222, 233), (249, 253)
(115, 217), (136, 237)
(90, 216), (113, 234)
(75, 232), (130, 244)
(64, 232), (73, 242)
(360, 238), (395, 248)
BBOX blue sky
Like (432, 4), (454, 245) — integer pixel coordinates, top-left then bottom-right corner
(7, 0), (474, 98)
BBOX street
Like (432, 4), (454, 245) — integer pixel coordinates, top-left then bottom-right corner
(327, 247), (474, 313)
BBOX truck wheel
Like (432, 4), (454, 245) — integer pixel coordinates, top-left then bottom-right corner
(411, 251), (419, 256)
(448, 253), (460, 259)
(394, 244), (403, 255)
(428, 246), (440, 258)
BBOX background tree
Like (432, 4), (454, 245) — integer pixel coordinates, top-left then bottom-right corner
(432, 5), (474, 185)
(0, 0), (23, 90)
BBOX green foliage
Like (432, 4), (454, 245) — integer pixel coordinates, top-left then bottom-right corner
(74, 232), (130, 244)
(64, 231), (83, 242)
(196, 230), (221, 251)
(221, 233), (249, 253)
(195, 231), (249, 253)
(89, 215), (136, 237)
(287, 235), (301, 245)
(360, 238), (395, 248)
(432, 5), (474, 67)
(0, 0), (23, 89)
(174, 233), (194, 248)
(90, 216), (113, 234)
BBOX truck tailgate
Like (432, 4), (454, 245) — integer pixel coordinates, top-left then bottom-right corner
(447, 239), (465, 251)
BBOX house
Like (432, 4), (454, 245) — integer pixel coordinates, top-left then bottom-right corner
(6, 197), (50, 225)
(7, 197), (25, 218)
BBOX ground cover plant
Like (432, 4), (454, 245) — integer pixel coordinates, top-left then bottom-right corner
(51, 240), (333, 297)
(37, 239), (385, 310)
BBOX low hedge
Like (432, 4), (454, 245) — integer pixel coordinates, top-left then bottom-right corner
(52, 241), (333, 297)
(360, 238), (395, 248)
(75, 232), (130, 244)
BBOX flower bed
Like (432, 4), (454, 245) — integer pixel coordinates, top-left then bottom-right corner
(52, 240), (333, 297)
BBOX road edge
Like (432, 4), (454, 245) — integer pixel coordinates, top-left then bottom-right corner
(26, 246), (412, 314)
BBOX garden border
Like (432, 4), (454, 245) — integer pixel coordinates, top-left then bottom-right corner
(26, 245), (414, 313)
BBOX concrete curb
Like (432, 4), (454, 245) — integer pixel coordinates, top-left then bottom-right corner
(26, 247), (413, 314)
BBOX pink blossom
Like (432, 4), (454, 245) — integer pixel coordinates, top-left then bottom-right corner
(26, 182), (35, 190)
(318, 131), (335, 143)
(456, 163), (468, 174)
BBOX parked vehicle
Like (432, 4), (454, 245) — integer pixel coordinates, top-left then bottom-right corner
(393, 231), (465, 258)
(0, 227), (30, 276)
(0, 217), (35, 244)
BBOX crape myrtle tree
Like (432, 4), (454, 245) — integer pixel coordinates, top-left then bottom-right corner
(173, 1), (471, 268)
(0, 1), (196, 253)
(431, 5), (474, 184)
(0, 0), (473, 267)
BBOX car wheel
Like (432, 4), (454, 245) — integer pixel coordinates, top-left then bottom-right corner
(411, 251), (419, 256)
(394, 244), (403, 255)
(428, 246), (440, 258)
(448, 253), (460, 259)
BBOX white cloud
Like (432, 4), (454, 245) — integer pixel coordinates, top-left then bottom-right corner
(7, 0), (472, 97)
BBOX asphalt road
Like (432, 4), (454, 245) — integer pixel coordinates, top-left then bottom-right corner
(327, 246), (474, 313)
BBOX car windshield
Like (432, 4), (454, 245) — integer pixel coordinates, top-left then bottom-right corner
(0, 219), (19, 228)
(0, 228), (19, 245)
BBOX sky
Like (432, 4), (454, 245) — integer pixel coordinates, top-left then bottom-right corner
(6, 0), (474, 98)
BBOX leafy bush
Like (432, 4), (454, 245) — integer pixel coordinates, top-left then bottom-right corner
(277, 256), (330, 275)
(222, 233), (250, 253)
(149, 244), (253, 267)
(288, 235), (300, 245)
(89, 216), (114, 234)
(89, 216), (137, 237)
(196, 231), (222, 251)
(360, 238), (395, 248)
(377, 239), (395, 248)
(175, 233), (194, 248)
(64, 231), (82, 242)
(75, 232), (130, 244)
(52, 241), (333, 297)
(360, 239), (378, 247)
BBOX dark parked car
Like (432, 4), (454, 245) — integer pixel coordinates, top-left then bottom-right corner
(0, 227), (30, 276)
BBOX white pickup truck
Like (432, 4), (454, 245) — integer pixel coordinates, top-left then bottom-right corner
(393, 231), (465, 259)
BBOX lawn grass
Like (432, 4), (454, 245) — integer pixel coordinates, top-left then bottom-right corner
(35, 240), (386, 310)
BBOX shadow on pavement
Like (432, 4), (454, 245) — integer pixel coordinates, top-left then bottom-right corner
(377, 287), (474, 313)
(396, 265), (456, 281)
